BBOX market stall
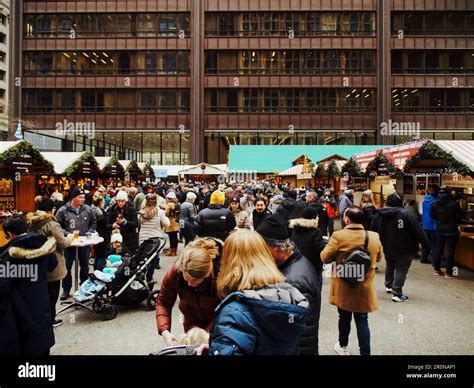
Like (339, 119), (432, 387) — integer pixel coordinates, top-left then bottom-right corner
(137, 162), (156, 183)
(39, 151), (100, 198)
(280, 155), (315, 188)
(178, 163), (228, 182)
(96, 156), (125, 187)
(119, 160), (142, 185)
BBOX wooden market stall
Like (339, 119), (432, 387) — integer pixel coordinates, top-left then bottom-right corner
(96, 156), (125, 187)
(280, 155), (314, 188)
(137, 162), (156, 183)
(39, 151), (100, 199)
(178, 163), (228, 182)
(119, 160), (142, 185)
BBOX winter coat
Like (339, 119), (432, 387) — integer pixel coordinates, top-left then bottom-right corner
(430, 192), (463, 236)
(0, 233), (57, 355)
(91, 205), (108, 260)
(133, 192), (146, 212)
(240, 196), (255, 216)
(138, 208), (170, 246)
(338, 194), (353, 218)
(278, 249), (321, 355)
(106, 203), (139, 253)
(180, 200), (197, 226)
(370, 207), (429, 257)
(362, 203), (377, 231)
(27, 211), (72, 282)
(251, 209), (272, 231)
(422, 194), (437, 231)
(275, 198), (306, 224)
(156, 264), (220, 334)
(321, 224), (383, 313)
(268, 194), (284, 214)
(55, 202), (97, 236)
(308, 201), (329, 236)
(194, 205), (236, 241)
(289, 218), (326, 273)
(164, 202), (180, 233)
(209, 283), (309, 355)
(320, 196), (337, 218)
(231, 209), (251, 230)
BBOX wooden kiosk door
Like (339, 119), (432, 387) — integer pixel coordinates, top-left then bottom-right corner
(16, 175), (36, 213)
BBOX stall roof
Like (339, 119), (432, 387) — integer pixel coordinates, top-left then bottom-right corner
(118, 160), (132, 171)
(95, 156), (112, 171)
(152, 165), (192, 177)
(41, 152), (92, 175)
(431, 141), (474, 172)
(179, 163), (228, 175)
(281, 164), (304, 176)
(0, 141), (22, 153)
(229, 145), (384, 173)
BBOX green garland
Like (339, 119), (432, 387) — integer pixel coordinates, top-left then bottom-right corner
(64, 151), (99, 176)
(125, 160), (141, 174)
(143, 162), (155, 178)
(342, 157), (363, 178)
(326, 159), (342, 178)
(103, 156), (124, 174)
(364, 153), (401, 178)
(0, 141), (54, 172)
(314, 162), (326, 178)
(403, 142), (472, 176)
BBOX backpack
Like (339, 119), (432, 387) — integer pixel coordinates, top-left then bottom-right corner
(340, 230), (372, 287)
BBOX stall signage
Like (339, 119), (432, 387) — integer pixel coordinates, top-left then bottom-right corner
(297, 173), (313, 180)
(374, 176), (392, 185)
(442, 174), (474, 188)
(156, 169), (168, 178)
(12, 154), (33, 172)
(81, 162), (91, 175)
(381, 140), (427, 170)
(110, 164), (118, 176)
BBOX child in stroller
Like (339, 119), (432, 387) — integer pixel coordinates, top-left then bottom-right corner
(151, 327), (210, 356)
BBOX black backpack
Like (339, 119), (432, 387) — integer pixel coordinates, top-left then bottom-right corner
(340, 230), (372, 287)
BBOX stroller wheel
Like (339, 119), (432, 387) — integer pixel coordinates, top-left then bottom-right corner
(93, 300), (104, 313)
(146, 290), (160, 311)
(103, 304), (118, 321)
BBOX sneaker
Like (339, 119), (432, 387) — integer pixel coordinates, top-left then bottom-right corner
(385, 287), (393, 294)
(392, 295), (409, 302)
(60, 291), (70, 301)
(433, 269), (445, 276)
(444, 273), (455, 279)
(53, 319), (63, 328)
(334, 342), (350, 356)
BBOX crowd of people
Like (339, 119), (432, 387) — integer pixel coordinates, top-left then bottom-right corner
(0, 178), (467, 356)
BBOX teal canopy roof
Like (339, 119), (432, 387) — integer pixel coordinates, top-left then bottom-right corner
(229, 145), (386, 173)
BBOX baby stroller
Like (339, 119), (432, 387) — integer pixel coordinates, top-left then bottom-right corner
(90, 236), (166, 320)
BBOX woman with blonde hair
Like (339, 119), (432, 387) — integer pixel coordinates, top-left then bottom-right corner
(138, 193), (170, 283)
(205, 229), (309, 356)
(156, 238), (222, 347)
(359, 189), (377, 230)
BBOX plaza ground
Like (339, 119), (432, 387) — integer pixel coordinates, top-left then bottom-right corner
(51, 242), (474, 356)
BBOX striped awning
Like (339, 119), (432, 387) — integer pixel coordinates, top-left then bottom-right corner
(431, 141), (474, 173)
(280, 164), (303, 176)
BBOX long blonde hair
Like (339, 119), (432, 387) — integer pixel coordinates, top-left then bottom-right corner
(176, 238), (219, 279)
(140, 193), (158, 220)
(217, 229), (285, 299)
(178, 327), (210, 345)
(360, 190), (375, 207)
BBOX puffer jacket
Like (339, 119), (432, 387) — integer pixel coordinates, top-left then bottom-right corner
(55, 202), (97, 236)
(209, 283), (309, 355)
(422, 194), (437, 231)
(289, 218), (326, 273)
(27, 211), (72, 282)
(0, 233), (57, 355)
(278, 249), (321, 355)
(430, 192), (464, 236)
(194, 204), (236, 241)
(179, 200), (197, 226)
(165, 202), (180, 233)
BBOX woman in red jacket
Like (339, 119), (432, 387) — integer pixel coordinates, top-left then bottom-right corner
(156, 238), (221, 346)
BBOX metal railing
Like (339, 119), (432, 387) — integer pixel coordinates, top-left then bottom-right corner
(24, 106), (190, 113)
(392, 106), (473, 113)
(205, 68), (376, 75)
(391, 29), (474, 36)
(392, 67), (474, 75)
(205, 106), (376, 113)
(24, 68), (191, 76)
(25, 30), (191, 39)
(205, 29), (376, 37)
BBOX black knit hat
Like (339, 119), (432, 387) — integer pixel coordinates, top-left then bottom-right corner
(38, 198), (55, 212)
(256, 215), (289, 246)
(69, 187), (85, 199)
(302, 206), (319, 220)
(387, 192), (404, 207)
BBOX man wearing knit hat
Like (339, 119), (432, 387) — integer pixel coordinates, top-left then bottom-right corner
(55, 187), (97, 301)
(370, 192), (429, 302)
(256, 215), (321, 355)
(194, 190), (236, 241)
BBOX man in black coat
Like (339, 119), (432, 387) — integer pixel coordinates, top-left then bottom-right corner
(306, 191), (329, 236)
(0, 216), (57, 355)
(430, 189), (464, 277)
(370, 192), (429, 302)
(257, 215), (321, 355)
(290, 207), (327, 293)
(194, 190), (236, 241)
(251, 198), (272, 231)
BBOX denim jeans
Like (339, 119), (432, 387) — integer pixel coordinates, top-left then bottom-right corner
(432, 234), (459, 275)
(62, 246), (91, 293)
(421, 230), (437, 261)
(338, 308), (371, 356)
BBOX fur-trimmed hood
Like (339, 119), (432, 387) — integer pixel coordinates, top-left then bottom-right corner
(7, 233), (57, 260)
(26, 211), (55, 232)
(289, 218), (318, 229)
